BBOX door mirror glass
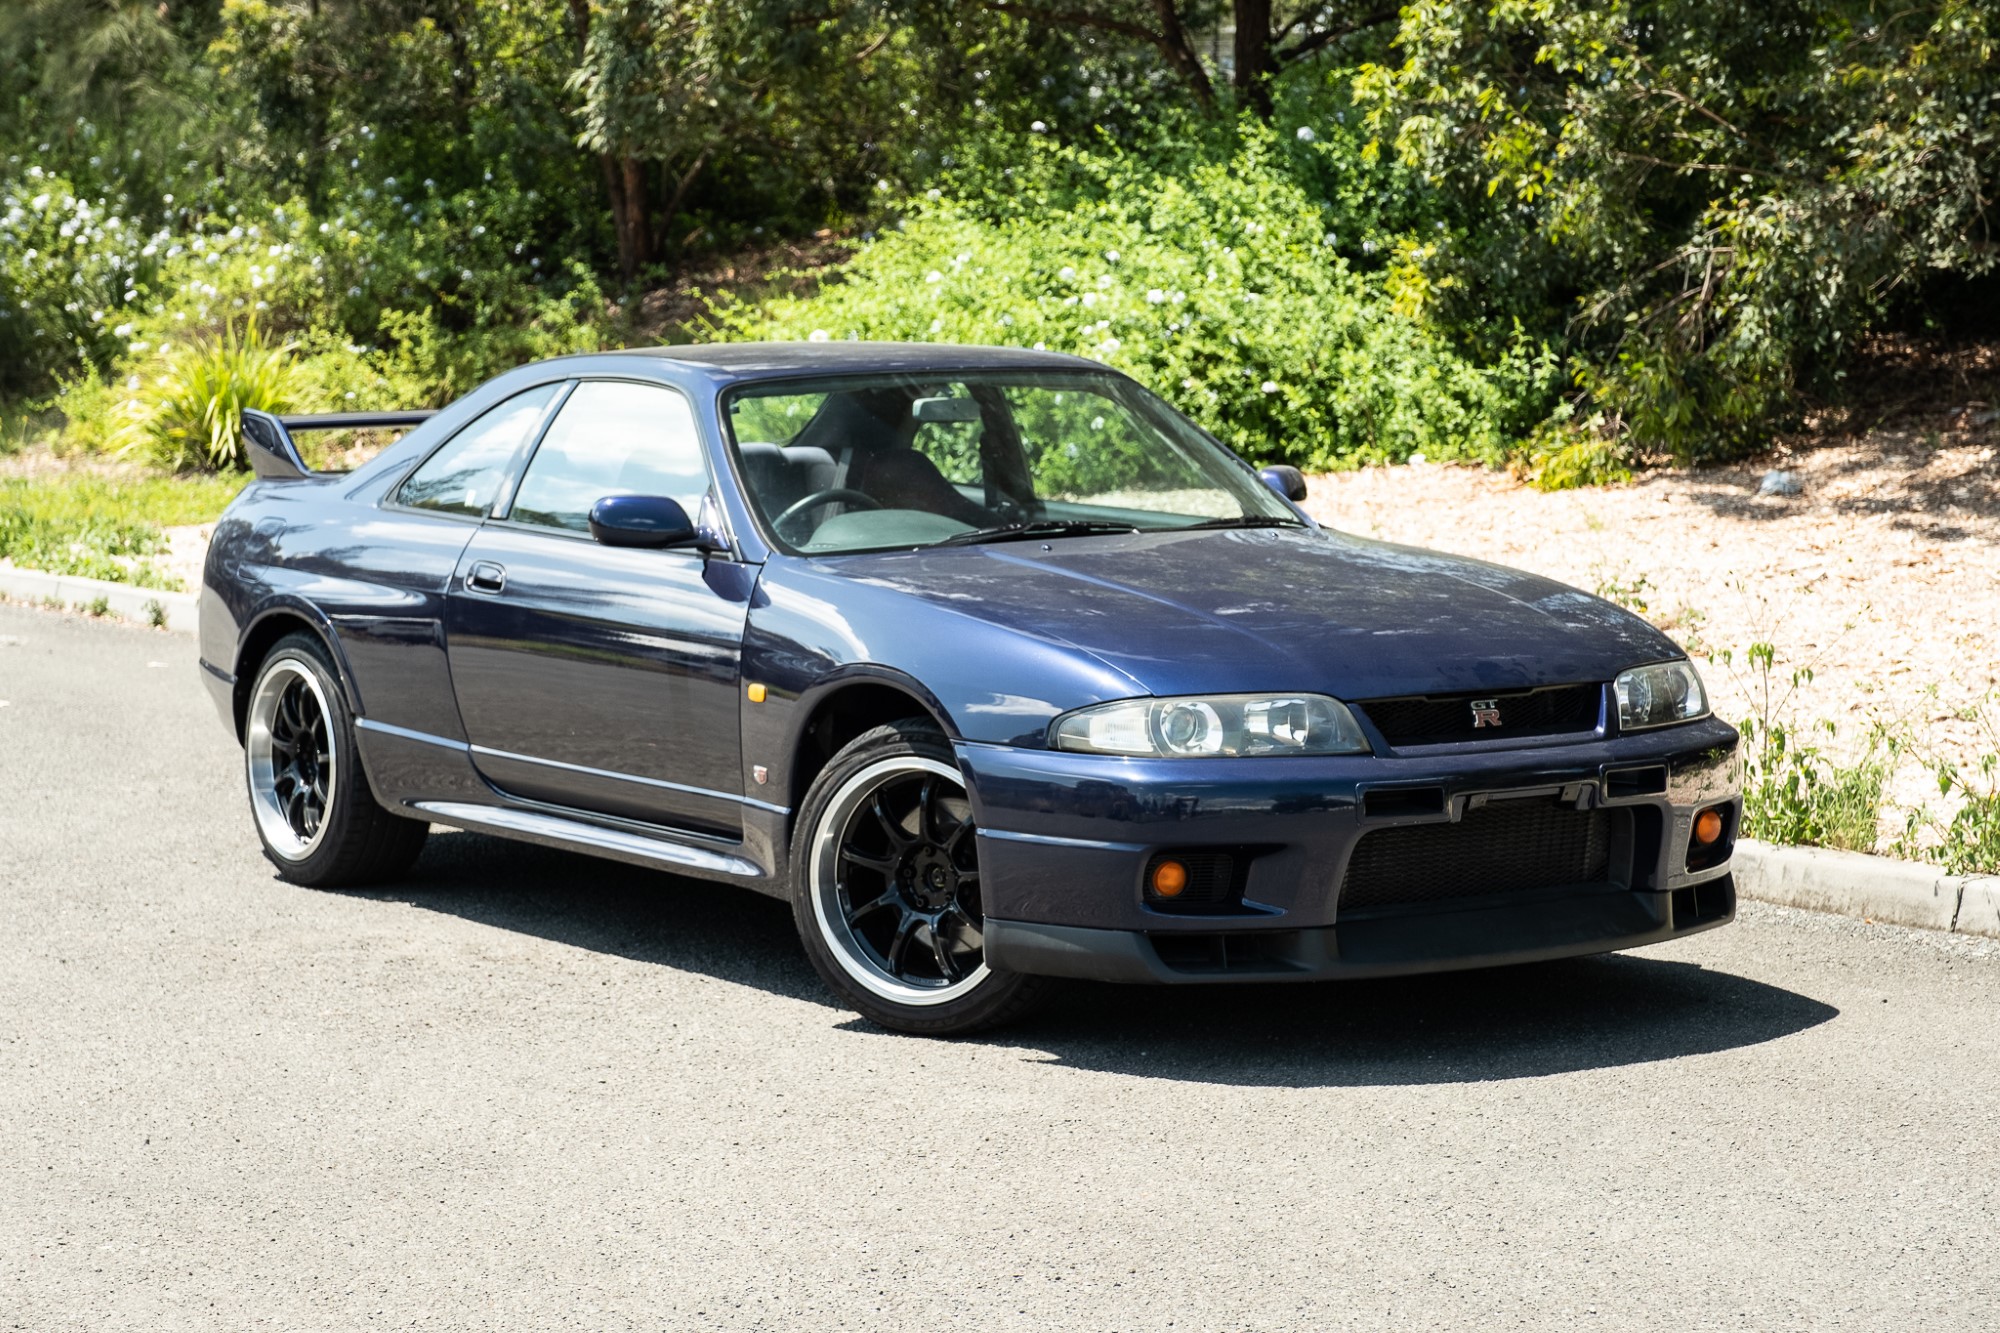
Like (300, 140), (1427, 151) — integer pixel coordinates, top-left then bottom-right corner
(588, 494), (699, 548)
(1258, 464), (1308, 503)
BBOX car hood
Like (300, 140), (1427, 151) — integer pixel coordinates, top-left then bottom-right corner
(829, 526), (1684, 700)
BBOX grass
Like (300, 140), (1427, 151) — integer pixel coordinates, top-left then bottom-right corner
(0, 466), (245, 590)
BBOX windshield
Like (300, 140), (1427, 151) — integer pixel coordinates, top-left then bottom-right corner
(720, 369), (1301, 555)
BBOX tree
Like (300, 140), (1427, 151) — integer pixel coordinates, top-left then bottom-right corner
(1360, 0), (2000, 458)
(977, 1), (1397, 115)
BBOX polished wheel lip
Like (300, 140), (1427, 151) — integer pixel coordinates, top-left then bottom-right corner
(245, 657), (336, 861)
(810, 754), (991, 1007)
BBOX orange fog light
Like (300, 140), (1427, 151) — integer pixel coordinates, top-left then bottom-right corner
(1694, 808), (1725, 845)
(1151, 859), (1189, 898)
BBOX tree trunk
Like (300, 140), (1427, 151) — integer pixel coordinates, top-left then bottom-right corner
(1233, 0), (1274, 119)
(568, 0), (645, 280)
(1149, 2), (1217, 110)
(621, 155), (652, 274)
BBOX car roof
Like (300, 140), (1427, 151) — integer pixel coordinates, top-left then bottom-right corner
(582, 340), (1108, 384)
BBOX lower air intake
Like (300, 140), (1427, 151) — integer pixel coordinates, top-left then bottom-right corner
(1339, 801), (1617, 913)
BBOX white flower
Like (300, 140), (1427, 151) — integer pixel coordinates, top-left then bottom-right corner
(1090, 415), (1106, 430)
(875, 178), (891, 192)
(1261, 380), (1279, 394)
(925, 188), (941, 200)
(113, 322), (135, 337)
(1296, 126), (1316, 142)
(29, 193), (48, 210)
(1030, 120), (1047, 133)
(1058, 265), (1075, 280)
(808, 329), (830, 342)
(1081, 291), (1098, 307)
(925, 269), (944, 283)
(930, 318), (944, 333)
(125, 375), (140, 390)
(1146, 288), (1166, 304)
(1104, 249), (1119, 262)
(1096, 274), (1112, 289)
(1098, 337), (1120, 352)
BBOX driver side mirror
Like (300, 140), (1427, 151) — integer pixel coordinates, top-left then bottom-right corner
(1258, 465), (1308, 503)
(588, 494), (705, 549)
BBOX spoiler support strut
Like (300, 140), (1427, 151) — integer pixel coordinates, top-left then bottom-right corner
(240, 409), (438, 481)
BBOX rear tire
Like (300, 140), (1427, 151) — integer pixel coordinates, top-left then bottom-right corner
(790, 721), (1049, 1035)
(243, 632), (428, 887)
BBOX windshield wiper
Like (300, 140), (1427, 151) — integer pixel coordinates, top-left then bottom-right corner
(1172, 515), (1307, 531)
(936, 519), (1141, 547)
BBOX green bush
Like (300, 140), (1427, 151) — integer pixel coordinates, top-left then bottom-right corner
(1724, 642), (1891, 852)
(123, 320), (298, 472)
(0, 172), (168, 393)
(708, 124), (1560, 471)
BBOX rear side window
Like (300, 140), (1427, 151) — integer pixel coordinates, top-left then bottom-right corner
(507, 381), (708, 534)
(396, 384), (561, 516)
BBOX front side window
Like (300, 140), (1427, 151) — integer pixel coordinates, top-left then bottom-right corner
(508, 381), (709, 534)
(396, 383), (561, 516)
(722, 371), (1297, 554)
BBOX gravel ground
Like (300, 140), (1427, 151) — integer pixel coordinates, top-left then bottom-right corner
(4, 602), (2000, 1331)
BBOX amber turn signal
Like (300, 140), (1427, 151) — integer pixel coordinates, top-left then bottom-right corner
(1150, 859), (1189, 898)
(746, 682), (767, 703)
(1694, 808), (1725, 845)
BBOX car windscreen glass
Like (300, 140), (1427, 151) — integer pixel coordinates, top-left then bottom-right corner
(507, 381), (709, 534)
(394, 383), (561, 517)
(722, 370), (1297, 555)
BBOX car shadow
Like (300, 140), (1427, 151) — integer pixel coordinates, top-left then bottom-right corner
(349, 829), (1839, 1089)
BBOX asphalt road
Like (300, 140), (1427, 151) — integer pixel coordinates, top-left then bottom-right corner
(3, 601), (1997, 1331)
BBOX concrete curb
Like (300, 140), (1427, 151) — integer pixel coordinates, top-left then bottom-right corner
(1733, 839), (2000, 939)
(0, 564), (198, 633)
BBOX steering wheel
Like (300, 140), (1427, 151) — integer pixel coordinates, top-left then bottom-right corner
(773, 487), (881, 541)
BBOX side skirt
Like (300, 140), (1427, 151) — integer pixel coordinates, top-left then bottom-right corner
(412, 800), (773, 889)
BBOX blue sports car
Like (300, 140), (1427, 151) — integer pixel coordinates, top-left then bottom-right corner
(200, 343), (1740, 1033)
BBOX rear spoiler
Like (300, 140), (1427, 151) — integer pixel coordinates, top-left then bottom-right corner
(241, 409), (438, 480)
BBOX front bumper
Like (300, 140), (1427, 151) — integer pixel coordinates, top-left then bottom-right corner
(957, 716), (1741, 983)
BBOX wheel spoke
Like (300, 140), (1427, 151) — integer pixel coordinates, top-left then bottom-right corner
(945, 816), (975, 856)
(883, 910), (920, 975)
(918, 777), (942, 842)
(871, 790), (913, 850)
(839, 844), (896, 877)
(845, 886), (901, 925)
(927, 919), (960, 982)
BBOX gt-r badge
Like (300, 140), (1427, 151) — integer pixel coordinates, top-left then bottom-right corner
(1470, 699), (1503, 728)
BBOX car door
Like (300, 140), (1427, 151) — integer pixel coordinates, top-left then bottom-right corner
(444, 378), (753, 837)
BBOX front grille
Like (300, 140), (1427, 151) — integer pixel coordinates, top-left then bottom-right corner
(1339, 801), (1616, 913)
(1356, 684), (1602, 748)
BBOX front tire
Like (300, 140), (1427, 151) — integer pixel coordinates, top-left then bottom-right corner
(243, 632), (428, 886)
(790, 722), (1048, 1035)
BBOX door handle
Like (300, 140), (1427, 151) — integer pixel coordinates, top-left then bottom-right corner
(466, 560), (507, 594)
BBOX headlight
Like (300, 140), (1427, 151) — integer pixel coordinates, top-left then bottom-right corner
(1614, 660), (1710, 731)
(1051, 693), (1370, 757)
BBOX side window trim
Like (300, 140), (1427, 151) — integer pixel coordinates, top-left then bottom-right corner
(383, 379), (574, 518)
(492, 376), (713, 527)
(485, 380), (576, 519)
